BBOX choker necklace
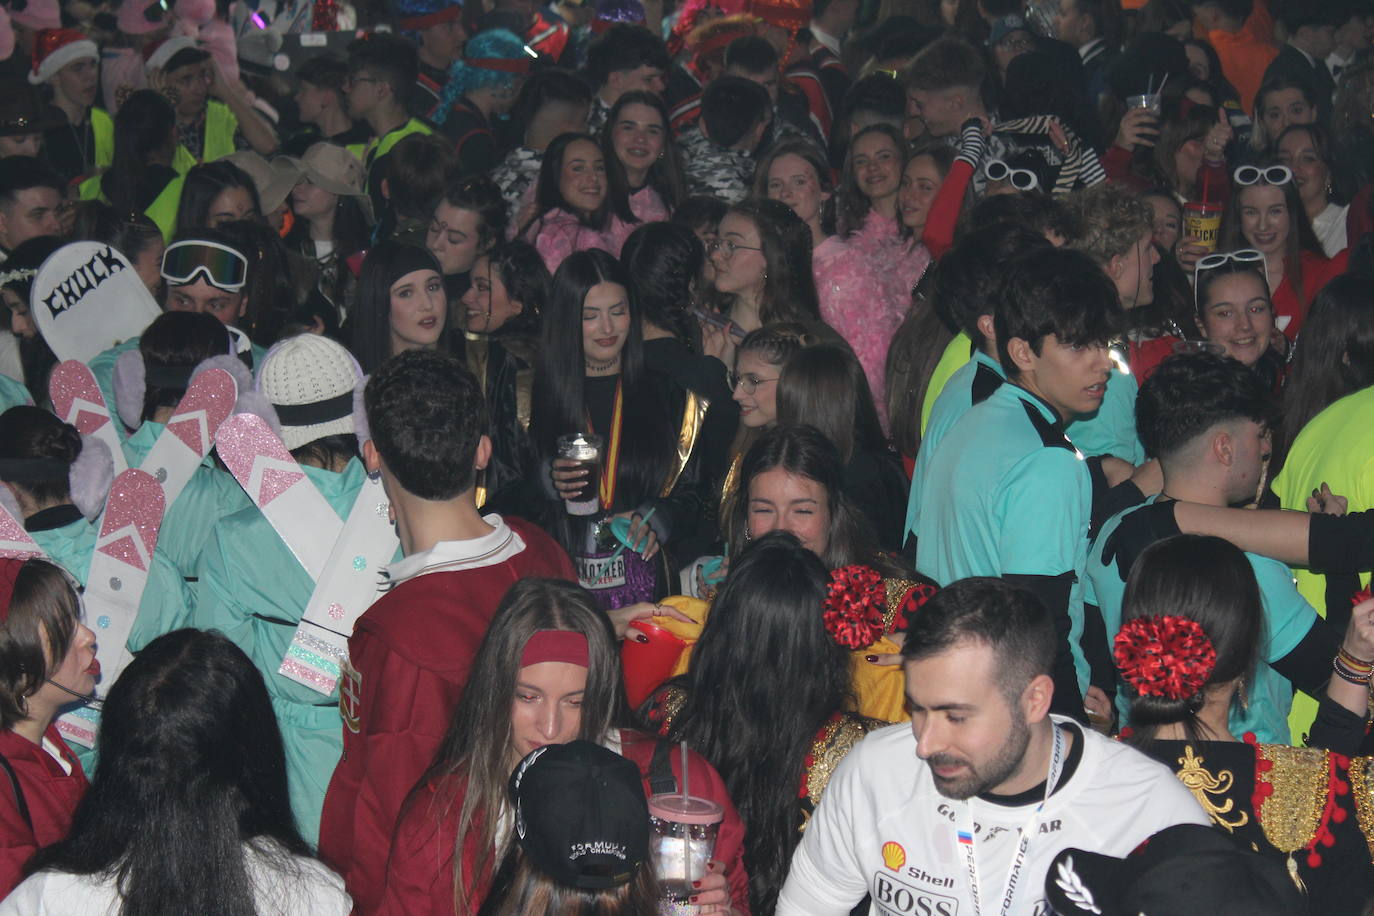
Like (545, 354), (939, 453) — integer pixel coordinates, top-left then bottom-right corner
(585, 356), (619, 374)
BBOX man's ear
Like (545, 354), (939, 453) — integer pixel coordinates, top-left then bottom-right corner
(975, 314), (995, 346)
(363, 438), (382, 474)
(380, 177), (391, 201)
(236, 293), (248, 319)
(1212, 428), (1234, 468)
(474, 434), (492, 473)
(1006, 335), (1037, 374)
(1106, 251), (1127, 282)
(1022, 673), (1055, 724)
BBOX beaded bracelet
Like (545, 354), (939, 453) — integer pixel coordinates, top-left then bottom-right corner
(1333, 648), (1374, 685)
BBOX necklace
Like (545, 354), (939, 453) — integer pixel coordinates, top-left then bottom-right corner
(585, 356), (619, 374)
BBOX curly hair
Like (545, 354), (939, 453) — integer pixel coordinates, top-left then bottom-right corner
(1065, 182), (1153, 267)
(434, 29), (529, 126)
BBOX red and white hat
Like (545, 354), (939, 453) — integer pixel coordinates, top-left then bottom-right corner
(28, 28), (98, 85)
(142, 35), (200, 72)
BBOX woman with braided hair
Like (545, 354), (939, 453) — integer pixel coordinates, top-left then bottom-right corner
(1117, 534), (1374, 915)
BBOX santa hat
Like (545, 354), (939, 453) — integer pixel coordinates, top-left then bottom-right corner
(28, 28), (98, 85)
(118, 0), (170, 36)
(143, 34), (200, 72)
(8, 0), (60, 31)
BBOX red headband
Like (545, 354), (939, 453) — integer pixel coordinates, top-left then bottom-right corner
(465, 55), (533, 74)
(0, 559), (25, 625)
(521, 630), (590, 668)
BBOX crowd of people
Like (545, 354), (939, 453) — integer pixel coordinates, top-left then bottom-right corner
(2, 0), (1374, 911)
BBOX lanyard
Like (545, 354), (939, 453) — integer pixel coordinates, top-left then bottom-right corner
(954, 723), (1066, 916)
(587, 381), (624, 511)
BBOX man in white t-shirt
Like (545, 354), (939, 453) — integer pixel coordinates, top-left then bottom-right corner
(777, 577), (1207, 916)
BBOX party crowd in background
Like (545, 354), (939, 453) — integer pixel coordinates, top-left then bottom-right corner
(2, 0), (1374, 911)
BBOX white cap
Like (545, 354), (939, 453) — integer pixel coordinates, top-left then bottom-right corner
(256, 334), (364, 451)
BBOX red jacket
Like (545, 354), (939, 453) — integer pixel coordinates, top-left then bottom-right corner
(319, 518), (574, 913)
(0, 726), (87, 897)
(1272, 247), (1349, 341)
(379, 728), (751, 914)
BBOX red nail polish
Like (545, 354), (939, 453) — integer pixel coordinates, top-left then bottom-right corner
(692, 880), (702, 889)
(689, 896), (699, 904)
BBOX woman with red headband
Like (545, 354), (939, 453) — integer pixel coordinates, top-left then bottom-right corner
(380, 577), (748, 914)
(0, 558), (96, 897)
(1116, 534), (1374, 915)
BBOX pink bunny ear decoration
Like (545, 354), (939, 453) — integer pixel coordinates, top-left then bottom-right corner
(197, 18), (238, 83)
(9, 0), (60, 31)
(173, 0), (215, 24)
(113, 348), (147, 431)
(70, 435), (115, 521)
(0, 8), (14, 61)
(352, 378), (370, 447)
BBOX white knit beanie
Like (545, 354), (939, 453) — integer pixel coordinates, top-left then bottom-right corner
(256, 334), (363, 451)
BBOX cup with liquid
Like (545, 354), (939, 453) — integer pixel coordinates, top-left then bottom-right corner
(556, 433), (603, 516)
(649, 794), (723, 915)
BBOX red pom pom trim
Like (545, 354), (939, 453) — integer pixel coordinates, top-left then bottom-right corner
(822, 565), (887, 649)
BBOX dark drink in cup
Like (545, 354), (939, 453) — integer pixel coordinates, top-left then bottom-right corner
(556, 433), (603, 516)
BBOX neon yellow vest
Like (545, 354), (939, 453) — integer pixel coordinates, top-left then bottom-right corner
(172, 100), (240, 173)
(92, 107), (114, 170)
(355, 118), (433, 181)
(146, 174), (187, 242)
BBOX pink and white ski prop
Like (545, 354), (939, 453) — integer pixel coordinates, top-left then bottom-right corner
(215, 413), (340, 580)
(58, 469), (166, 748)
(49, 361), (128, 475)
(136, 368), (237, 507)
(279, 472), (396, 696)
(0, 501), (43, 561)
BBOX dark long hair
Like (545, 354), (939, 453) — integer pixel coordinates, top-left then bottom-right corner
(776, 343), (887, 464)
(1120, 535), (1263, 748)
(727, 425), (891, 574)
(215, 219), (299, 345)
(137, 311), (234, 422)
(106, 90), (176, 216)
(351, 241), (446, 373)
(28, 629), (315, 915)
(409, 579), (625, 914)
(710, 199), (821, 325)
(524, 132), (625, 235)
(488, 857), (661, 916)
(0, 559), (79, 730)
(619, 221), (704, 343)
(530, 249), (675, 511)
(601, 90), (685, 215)
(175, 161), (263, 235)
(661, 531), (851, 914)
(1220, 170), (1324, 310)
(1275, 273), (1374, 468)
(483, 240), (550, 339)
(836, 123), (907, 238)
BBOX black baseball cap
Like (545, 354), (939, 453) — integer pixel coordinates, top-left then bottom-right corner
(1045, 823), (1304, 916)
(509, 740), (650, 890)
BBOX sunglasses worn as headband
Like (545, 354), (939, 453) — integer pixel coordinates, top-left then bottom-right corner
(1194, 249), (1268, 314)
(161, 240), (248, 292)
(984, 158), (1040, 192)
(1233, 164), (1292, 186)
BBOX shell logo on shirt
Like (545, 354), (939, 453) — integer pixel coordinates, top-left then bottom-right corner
(882, 841), (907, 871)
(339, 661), (362, 734)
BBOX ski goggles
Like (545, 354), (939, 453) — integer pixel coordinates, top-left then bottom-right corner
(160, 240), (249, 292)
(984, 158), (1040, 191)
(1233, 164), (1292, 187)
(1194, 248), (1267, 313)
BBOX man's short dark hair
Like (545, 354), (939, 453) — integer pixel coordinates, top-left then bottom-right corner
(347, 33), (420, 100)
(1192, 0), (1254, 23)
(0, 157), (62, 207)
(385, 134), (461, 220)
(935, 223), (1052, 345)
(724, 35), (778, 74)
(904, 35), (986, 92)
(701, 76), (770, 148)
(584, 24), (670, 88)
(1135, 351), (1276, 462)
(844, 72), (906, 120)
(992, 248), (1123, 379)
(1277, 0), (1339, 32)
(902, 577), (1056, 704)
(968, 191), (1075, 239)
(297, 54), (349, 94)
(163, 47), (212, 74)
(365, 349), (488, 500)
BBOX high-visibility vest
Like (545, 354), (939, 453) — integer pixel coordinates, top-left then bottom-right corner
(91, 107), (114, 170)
(172, 100), (240, 173)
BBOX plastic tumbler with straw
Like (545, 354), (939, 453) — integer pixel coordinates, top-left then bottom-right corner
(648, 742), (725, 915)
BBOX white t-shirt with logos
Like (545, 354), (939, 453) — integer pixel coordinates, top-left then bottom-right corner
(777, 718), (1208, 916)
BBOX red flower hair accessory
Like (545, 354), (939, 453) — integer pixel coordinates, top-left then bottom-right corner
(1113, 615), (1217, 701)
(1355, 588), (1373, 607)
(823, 565), (885, 649)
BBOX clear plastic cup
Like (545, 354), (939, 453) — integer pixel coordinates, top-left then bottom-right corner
(1126, 92), (1162, 115)
(649, 794), (723, 913)
(556, 433), (603, 516)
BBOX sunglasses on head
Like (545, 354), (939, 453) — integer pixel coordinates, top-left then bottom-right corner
(161, 240), (249, 292)
(1194, 248), (1268, 314)
(1233, 164), (1292, 186)
(984, 158), (1040, 191)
